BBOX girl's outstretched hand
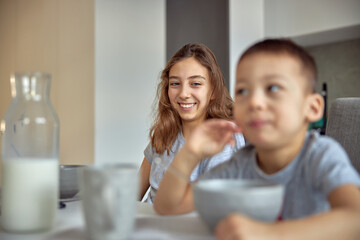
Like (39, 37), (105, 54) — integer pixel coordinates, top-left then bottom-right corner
(184, 119), (241, 160)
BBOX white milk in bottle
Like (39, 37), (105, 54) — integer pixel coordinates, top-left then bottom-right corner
(1, 158), (58, 232)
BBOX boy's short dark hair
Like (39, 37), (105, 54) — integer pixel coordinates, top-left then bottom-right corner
(238, 38), (317, 93)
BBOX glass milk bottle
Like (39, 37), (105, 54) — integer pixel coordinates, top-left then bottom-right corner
(1, 72), (59, 233)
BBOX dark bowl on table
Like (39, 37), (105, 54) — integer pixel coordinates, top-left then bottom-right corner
(59, 165), (86, 200)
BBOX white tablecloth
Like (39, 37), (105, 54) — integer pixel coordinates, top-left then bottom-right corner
(0, 201), (214, 240)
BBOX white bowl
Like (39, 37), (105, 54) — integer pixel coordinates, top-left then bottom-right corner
(193, 179), (284, 230)
(59, 165), (86, 200)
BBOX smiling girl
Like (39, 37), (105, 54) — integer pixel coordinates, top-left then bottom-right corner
(139, 43), (245, 203)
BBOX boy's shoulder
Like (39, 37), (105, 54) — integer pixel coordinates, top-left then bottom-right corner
(299, 131), (360, 197)
(298, 131), (351, 172)
(305, 130), (346, 157)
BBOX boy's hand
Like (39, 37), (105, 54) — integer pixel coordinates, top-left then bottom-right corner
(185, 119), (241, 160)
(215, 214), (275, 240)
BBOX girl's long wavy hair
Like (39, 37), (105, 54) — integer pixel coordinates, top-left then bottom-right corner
(150, 43), (234, 154)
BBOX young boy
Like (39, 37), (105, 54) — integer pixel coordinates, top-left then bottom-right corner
(154, 39), (360, 240)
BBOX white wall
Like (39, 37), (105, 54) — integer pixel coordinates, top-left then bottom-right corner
(95, 0), (165, 166)
(229, 0), (265, 97)
(264, 0), (360, 45)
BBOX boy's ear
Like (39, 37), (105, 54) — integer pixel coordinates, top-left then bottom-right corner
(305, 93), (324, 122)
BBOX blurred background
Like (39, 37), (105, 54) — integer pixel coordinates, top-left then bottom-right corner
(0, 0), (359, 181)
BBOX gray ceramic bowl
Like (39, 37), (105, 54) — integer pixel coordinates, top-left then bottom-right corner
(193, 179), (284, 230)
(59, 165), (86, 200)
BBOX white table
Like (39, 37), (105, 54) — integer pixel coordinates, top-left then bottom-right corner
(0, 201), (214, 240)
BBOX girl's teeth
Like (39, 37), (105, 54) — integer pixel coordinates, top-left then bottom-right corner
(181, 104), (194, 108)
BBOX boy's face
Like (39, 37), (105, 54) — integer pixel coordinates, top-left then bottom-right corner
(234, 52), (320, 149)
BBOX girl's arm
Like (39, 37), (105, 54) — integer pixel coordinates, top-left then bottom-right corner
(153, 146), (198, 215)
(154, 119), (240, 215)
(215, 184), (360, 240)
(138, 158), (151, 201)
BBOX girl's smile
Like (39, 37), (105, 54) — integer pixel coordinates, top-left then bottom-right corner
(178, 102), (196, 111)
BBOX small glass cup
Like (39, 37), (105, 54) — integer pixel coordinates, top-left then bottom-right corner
(79, 163), (139, 240)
